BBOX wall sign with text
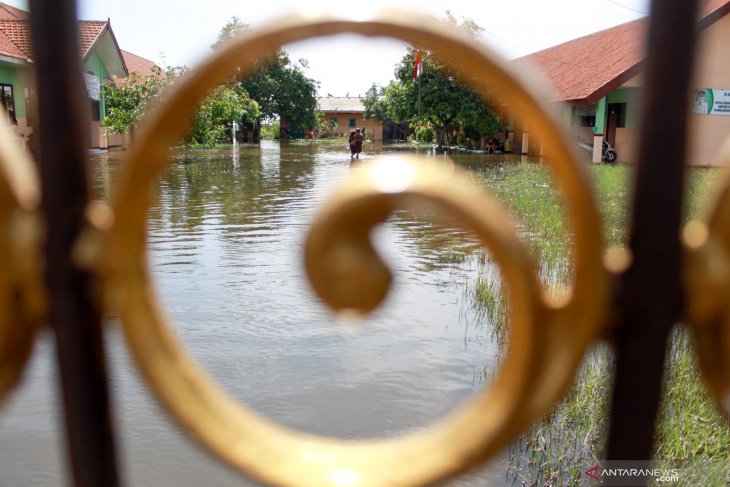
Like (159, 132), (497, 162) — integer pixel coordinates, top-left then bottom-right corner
(692, 88), (730, 115)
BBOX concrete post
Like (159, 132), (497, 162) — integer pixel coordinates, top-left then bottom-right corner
(522, 132), (529, 154)
(593, 134), (604, 163)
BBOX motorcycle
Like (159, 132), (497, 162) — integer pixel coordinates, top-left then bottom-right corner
(577, 140), (618, 164)
(602, 140), (617, 164)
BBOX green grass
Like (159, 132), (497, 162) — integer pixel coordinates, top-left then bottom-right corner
(653, 329), (730, 485)
(467, 160), (730, 486)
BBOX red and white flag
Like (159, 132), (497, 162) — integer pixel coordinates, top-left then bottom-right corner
(413, 51), (422, 80)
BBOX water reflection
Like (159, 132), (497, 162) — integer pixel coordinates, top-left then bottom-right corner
(1, 140), (515, 486)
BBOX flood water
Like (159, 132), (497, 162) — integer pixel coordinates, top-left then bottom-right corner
(0, 141), (518, 486)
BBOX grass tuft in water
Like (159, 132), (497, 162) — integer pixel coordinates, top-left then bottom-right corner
(468, 160), (730, 485)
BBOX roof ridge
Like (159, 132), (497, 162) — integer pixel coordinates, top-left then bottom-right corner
(518, 17), (645, 61)
(515, 0), (730, 103)
(79, 19), (110, 60)
(520, 0), (730, 61)
(0, 17), (114, 64)
(0, 2), (29, 20)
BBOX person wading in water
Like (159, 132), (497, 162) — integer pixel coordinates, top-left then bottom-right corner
(350, 128), (363, 159)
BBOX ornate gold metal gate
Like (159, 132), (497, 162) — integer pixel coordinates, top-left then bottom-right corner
(1, 0), (728, 485)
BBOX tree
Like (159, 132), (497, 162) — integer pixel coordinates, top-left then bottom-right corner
(102, 17), (320, 144)
(102, 65), (260, 147)
(187, 85), (259, 146)
(212, 17), (320, 137)
(362, 14), (499, 150)
(317, 112), (338, 138)
(210, 16), (250, 50)
(101, 66), (167, 134)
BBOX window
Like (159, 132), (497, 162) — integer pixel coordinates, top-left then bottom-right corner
(580, 116), (596, 127)
(329, 117), (337, 127)
(573, 105), (596, 128)
(349, 118), (356, 128)
(90, 99), (100, 122)
(0, 83), (16, 121)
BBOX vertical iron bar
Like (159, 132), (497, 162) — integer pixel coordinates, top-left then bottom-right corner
(29, 1), (120, 486)
(606, 0), (700, 463)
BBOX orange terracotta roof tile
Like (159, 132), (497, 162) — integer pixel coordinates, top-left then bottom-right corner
(701, 0), (730, 17)
(121, 50), (159, 77)
(0, 2), (28, 21)
(0, 3), (111, 63)
(78, 20), (107, 58)
(0, 20), (30, 57)
(0, 27), (26, 60)
(318, 97), (365, 112)
(517, 0), (730, 103)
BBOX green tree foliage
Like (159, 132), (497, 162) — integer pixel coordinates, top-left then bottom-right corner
(102, 65), (259, 146)
(212, 17), (320, 137)
(239, 54), (319, 134)
(101, 66), (167, 134)
(362, 13), (499, 149)
(187, 85), (259, 146)
(102, 16), (319, 145)
(317, 112), (338, 138)
(210, 16), (250, 50)
(260, 120), (280, 139)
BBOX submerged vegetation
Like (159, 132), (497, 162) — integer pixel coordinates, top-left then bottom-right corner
(467, 161), (730, 485)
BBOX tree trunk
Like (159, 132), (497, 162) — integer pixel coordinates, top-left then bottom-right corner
(435, 127), (446, 151)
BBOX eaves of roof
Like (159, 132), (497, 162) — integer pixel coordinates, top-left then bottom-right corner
(519, 0), (730, 104)
(80, 20), (128, 77)
(569, 62), (644, 106)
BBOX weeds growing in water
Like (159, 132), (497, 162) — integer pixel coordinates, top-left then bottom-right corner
(468, 160), (730, 486)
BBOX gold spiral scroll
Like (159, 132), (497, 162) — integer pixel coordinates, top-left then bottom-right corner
(684, 160), (730, 419)
(0, 116), (42, 403)
(105, 12), (609, 486)
(305, 155), (543, 482)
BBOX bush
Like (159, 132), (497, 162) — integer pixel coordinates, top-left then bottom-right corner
(261, 121), (280, 139)
(415, 126), (434, 143)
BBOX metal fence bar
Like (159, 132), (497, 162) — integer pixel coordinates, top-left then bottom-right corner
(606, 0), (700, 464)
(28, 1), (121, 486)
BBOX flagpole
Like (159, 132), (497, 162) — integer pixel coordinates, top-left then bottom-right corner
(418, 75), (421, 120)
(414, 50), (422, 122)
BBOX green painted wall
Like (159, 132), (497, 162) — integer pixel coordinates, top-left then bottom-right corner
(593, 96), (607, 134)
(607, 87), (640, 128)
(84, 51), (110, 119)
(0, 64), (30, 118)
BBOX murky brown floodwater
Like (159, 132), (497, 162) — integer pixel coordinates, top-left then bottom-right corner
(0, 140), (517, 486)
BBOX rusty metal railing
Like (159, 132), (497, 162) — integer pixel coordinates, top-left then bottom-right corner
(1, 0), (729, 486)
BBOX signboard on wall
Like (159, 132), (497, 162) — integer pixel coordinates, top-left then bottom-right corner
(692, 88), (730, 115)
(84, 72), (100, 101)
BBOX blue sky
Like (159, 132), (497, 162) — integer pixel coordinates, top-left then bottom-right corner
(5, 0), (650, 96)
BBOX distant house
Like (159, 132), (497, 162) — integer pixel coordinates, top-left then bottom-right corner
(516, 0), (730, 166)
(121, 50), (159, 78)
(316, 97), (383, 141)
(0, 1), (156, 150)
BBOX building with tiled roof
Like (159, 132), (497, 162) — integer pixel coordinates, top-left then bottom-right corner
(0, 1), (151, 149)
(0, 2), (27, 21)
(121, 50), (160, 78)
(516, 0), (730, 165)
(314, 97), (384, 141)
